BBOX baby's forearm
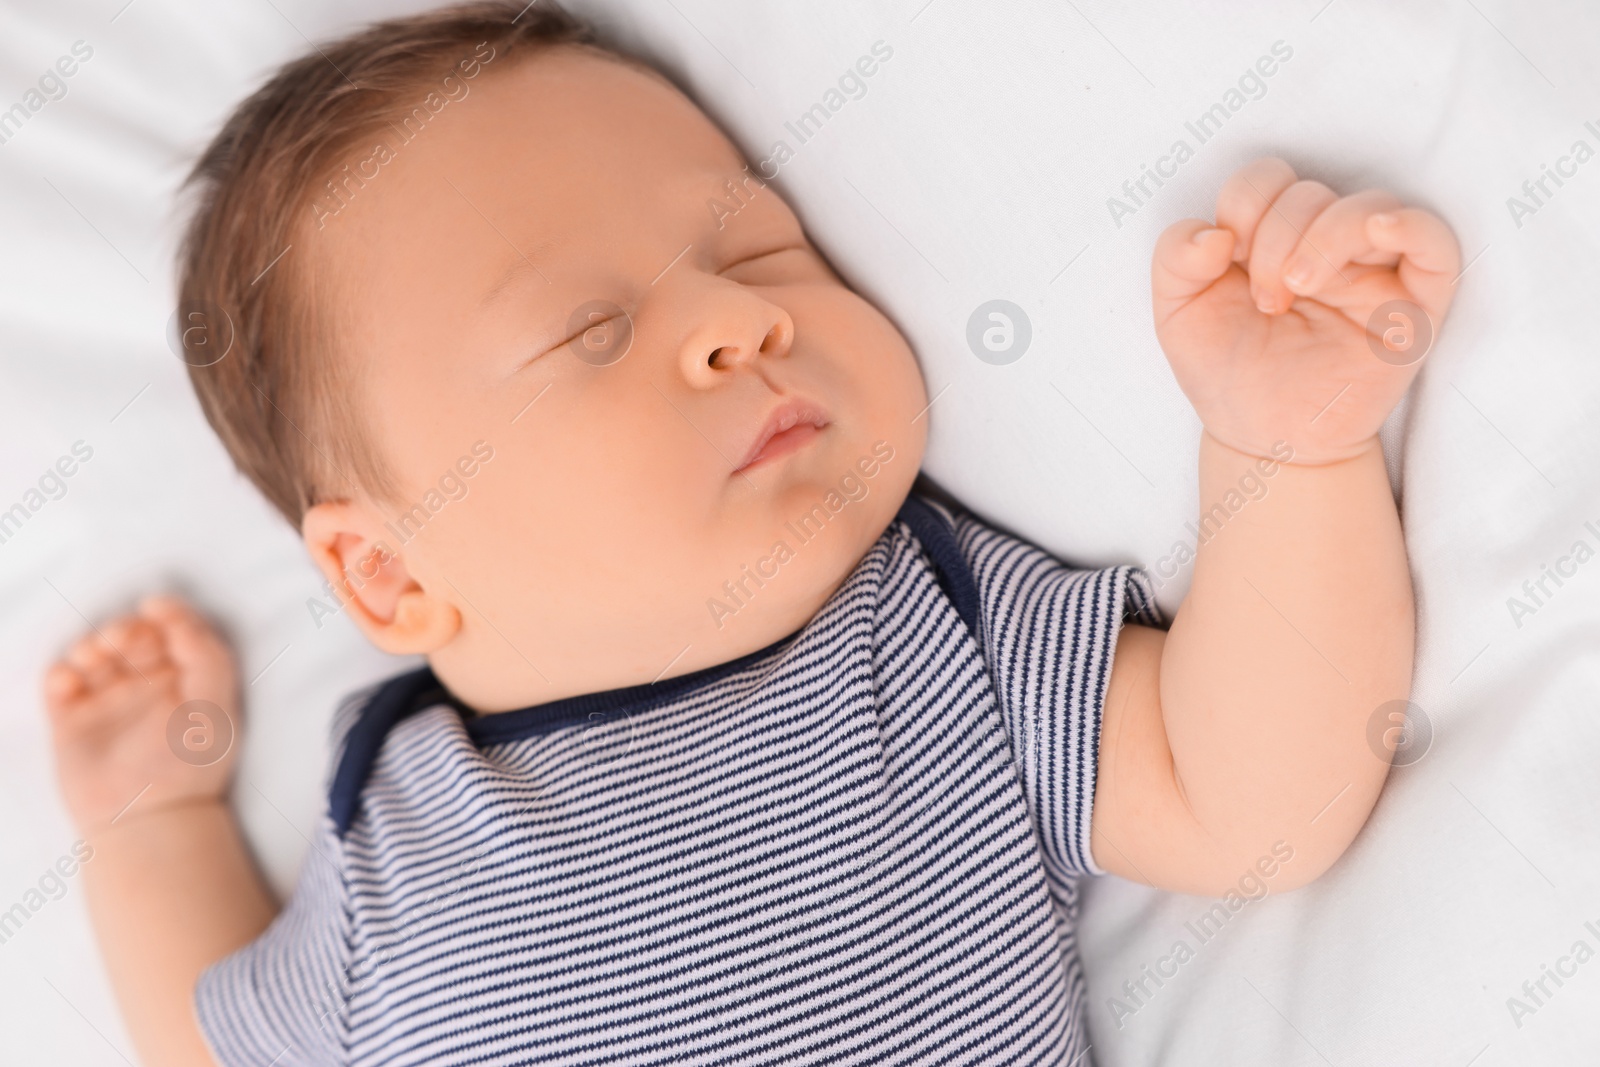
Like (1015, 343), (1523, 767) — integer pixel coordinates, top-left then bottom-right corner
(81, 800), (278, 1067)
(1158, 430), (1413, 885)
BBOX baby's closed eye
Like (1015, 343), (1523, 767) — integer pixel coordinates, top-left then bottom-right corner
(718, 245), (828, 284)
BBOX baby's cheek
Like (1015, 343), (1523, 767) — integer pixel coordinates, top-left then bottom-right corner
(846, 297), (925, 403)
(868, 320), (929, 437)
(790, 287), (926, 468)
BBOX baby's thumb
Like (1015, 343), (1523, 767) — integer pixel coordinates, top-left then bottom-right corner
(1152, 220), (1235, 323)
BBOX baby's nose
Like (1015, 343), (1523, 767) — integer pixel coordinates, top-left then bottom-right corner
(677, 301), (794, 388)
(707, 322), (789, 370)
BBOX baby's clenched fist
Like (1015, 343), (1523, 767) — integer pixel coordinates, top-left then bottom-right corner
(42, 595), (241, 840)
(1151, 156), (1461, 465)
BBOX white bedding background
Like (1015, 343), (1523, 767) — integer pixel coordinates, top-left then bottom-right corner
(2, 0), (1597, 1063)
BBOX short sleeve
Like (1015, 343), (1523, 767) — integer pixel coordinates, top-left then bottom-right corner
(921, 498), (1164, 881)
(192, 693), (371, 1066)
(194, 813), (352, 1066)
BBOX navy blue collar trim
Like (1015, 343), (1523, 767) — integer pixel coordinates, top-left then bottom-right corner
(328, 666), (454, 837)
(462, 623), (805, 746)
(329, 492), (976, 837)
(893, 493), (980, 636)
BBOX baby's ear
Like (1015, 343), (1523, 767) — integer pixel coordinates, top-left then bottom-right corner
(300, 501), (460, 655)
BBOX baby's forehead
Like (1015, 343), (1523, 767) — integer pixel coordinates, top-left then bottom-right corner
(317, 49), (767, 257)
(466, 49), (745, 191)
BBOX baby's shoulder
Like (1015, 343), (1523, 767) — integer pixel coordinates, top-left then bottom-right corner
(889, 486), (1165, 635)
(324, 665), (458, 837)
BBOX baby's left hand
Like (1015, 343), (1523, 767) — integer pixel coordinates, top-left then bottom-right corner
(1151, 157), (1461, 464)
(43, 595), (241, 839)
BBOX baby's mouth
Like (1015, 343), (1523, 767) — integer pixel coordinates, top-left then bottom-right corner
(732, 397), (831, 475)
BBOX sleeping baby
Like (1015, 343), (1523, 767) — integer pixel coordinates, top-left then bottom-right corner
(40, 2), (1459, 1064)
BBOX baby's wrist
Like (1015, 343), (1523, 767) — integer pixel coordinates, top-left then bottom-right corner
(79, 794), (231, 850)
(1200, 428), (1382, 468)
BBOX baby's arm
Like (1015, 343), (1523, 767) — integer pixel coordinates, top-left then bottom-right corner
(43, 596), (278, 1067)
(1092, 157), (1460, 894)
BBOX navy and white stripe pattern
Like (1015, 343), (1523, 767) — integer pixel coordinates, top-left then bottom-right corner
(195, 493), (1163, 1066)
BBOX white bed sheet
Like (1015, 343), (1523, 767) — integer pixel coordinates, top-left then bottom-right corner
(1, 0), (1597, 1063)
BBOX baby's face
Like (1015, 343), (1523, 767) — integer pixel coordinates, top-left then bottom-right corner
(314, 48), (927, 710)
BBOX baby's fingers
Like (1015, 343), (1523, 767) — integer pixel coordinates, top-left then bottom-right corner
(1280, 189), (1404, 297)
(43, 661), (86, 706)
(1152, 219), (1236, 324)
(1214, 157), (1298, 266)
(1366, 207), (1462, 325)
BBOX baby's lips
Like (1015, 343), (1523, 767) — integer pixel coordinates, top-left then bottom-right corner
(731, 395), (831, 474)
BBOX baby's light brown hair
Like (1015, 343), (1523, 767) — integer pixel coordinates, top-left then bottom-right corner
(175, 0), (645, 526)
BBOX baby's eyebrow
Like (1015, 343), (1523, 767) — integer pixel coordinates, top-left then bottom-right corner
(480, 253), (553, 312)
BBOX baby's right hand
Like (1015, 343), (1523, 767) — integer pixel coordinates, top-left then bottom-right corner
(1150, 157), (1460, 465)
(42, 595), (241, 840)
